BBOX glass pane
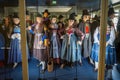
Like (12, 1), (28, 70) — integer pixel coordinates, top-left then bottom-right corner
(1, 0), (120, 80)
(0, 0), (23, 80)
(26, 0), (99, 80)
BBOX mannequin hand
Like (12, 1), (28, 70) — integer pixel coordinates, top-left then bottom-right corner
(11, 34), (16, 39)
(48, 40), (50, 44)
(98, 42), (100, 45)
(77, 41), (82, 45)
(60, 36), (64, 39)
(106, 42), (109, 47)
(16, 34), (21, 40)
(27, 26), (31, 30)
(39, 41), (43, 45)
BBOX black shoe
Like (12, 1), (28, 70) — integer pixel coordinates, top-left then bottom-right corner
(71, 63), (74, 68)
(94, 68), (98, 72)
(79, 62), (82, 66)
(40, 69), (45, 74)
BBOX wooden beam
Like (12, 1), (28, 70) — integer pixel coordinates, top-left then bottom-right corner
(19, 0), (29, 80)
(98, 0), (108, 80)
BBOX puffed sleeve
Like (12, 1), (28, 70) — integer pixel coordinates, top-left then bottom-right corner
(94, 27), (99, 43)
(107, 27), (115, 45)
(28, 23), (37, 34)
(29, 29), (34, 34)
(58, 28), (65, 37)
(74, 28), (85, 41)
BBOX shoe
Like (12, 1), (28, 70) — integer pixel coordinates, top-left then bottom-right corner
(13, 63), (18, 69)
(37, 62), (42, 67)
(94, 68), (98, 72)
(71, 63), (74, 68)
(40, 69), (45, 74)
(79, 62), (82, 66)
(60, 64), (65, 69)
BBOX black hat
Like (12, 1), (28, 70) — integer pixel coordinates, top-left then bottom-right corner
(36, 13), (42, 17)
(26, 10), (30, 15)
(42, 9), (50, 15)
(58, 15), (64, 19)
(13, 12), (19, 18)
(68, 13), (77, 20)
(93, 15), (99, 20)
(70, 12), (77, 17)
(82, 9), (89, 16)
(108, 7), (115, 16)
(69, 16), (75, 20)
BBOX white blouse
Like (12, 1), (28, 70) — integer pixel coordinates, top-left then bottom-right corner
(93, 27), (115, 45)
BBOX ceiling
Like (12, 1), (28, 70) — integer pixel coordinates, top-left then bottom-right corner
(0, 0), (120, 12)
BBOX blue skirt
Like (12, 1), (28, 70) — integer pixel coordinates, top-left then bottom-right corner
(8, 38), (22, 63)
(0, 34), (5, 61)
(61, 34), (81, 62)
(50, 34), (61, 59)
(91, 43), (116, 65)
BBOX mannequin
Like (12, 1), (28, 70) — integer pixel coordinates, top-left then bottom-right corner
(8, 15), (22, 68)
(0, 32), (5, 67)
(42, 9), (50, 29)
(58, 15), (66, 46)
(60, 13), (84, 68)
(0, 16), (13, 64)
(28, 13), (48, 73)
(78, 9), (92, 63)
(91, 25), (116, 71)
(26, 11), (33, 57)
(49, 15), (61, 64)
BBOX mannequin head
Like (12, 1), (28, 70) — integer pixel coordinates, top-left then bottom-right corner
(13, 16), (20, 25)
(36, 13), (42, 23)
(82, 9), (90, 22)
(51, 15), (57, 23)
(42, 9), (50, 18)
(108, 7), (115, 19)
(68, 19), (74, 26)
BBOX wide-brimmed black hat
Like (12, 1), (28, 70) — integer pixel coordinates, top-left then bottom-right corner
(42, 9), (50, 15)
(70, 12), (77, 17)
(36, 13), (42, 17)
(58, 15), (64, 19)
(108, 7), (115, 16)
(13, 12), (19, 18)
(68, 13), (77, 20)
(82, 9), (90, 16)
